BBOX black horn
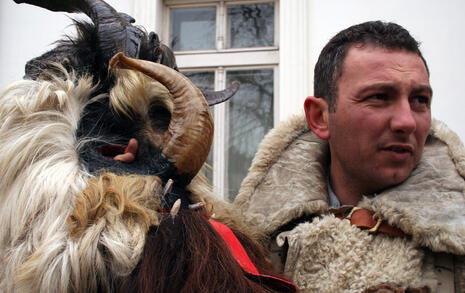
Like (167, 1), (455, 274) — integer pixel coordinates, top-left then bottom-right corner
(15, 0), (238, 103)
(16, 0), (176, 87)
(204, 81), (240, 106)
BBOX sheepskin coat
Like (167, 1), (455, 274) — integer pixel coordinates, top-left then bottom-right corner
(235, 112), (465, 293)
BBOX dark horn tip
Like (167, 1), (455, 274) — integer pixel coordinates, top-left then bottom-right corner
(204, 81), (241, 106)
(230, 80), (240, 91)
(14, 0), (84, 13)
(119, 12), (135, 23)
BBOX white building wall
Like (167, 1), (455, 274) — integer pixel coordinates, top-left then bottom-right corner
(1, 0), (464, 142)
(0, 0), (131, 89)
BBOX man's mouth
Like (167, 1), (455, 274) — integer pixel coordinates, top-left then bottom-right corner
(381, 144), (414, 161)
(384, 145), (413, 153)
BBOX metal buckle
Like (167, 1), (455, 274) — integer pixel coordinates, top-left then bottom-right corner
(365, 217), (382, 233)
(345, 206), (362, 221)
(344, 207), (383, 233)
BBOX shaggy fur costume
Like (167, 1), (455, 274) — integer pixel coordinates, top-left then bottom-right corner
(0, 69), (259, 292)
(235, 112), (465, 293)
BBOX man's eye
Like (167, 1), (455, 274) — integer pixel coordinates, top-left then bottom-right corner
(367, 94), (387, 101)
(411, 95), (430, 105)
(410, 96), (430, 111)
(415, 96), (429, 104)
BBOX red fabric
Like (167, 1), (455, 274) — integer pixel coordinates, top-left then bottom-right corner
(155, 211), (297, 291)
(209, 220), (297, 292)
(209, 220), (259, 275)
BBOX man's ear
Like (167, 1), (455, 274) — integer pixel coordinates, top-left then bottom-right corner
(304, 96), (330, 140)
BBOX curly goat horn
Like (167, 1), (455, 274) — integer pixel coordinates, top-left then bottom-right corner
(109, 53), (214, 180)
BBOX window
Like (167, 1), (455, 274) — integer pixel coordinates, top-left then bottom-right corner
(224, 68), (274, 201)
(165, 0), (279, 201)
(170, 7), (216, 50)
(227, 3), (274, 48)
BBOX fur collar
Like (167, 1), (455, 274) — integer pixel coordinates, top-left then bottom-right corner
(235, 112), (465, 254)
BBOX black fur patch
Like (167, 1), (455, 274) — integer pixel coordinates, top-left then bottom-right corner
(76, 98), (173, 180)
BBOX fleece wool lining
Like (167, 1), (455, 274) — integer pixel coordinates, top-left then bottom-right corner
(235, 112), (465, 292)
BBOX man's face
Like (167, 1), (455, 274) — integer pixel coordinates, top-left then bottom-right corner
(328, 45), (432, 194)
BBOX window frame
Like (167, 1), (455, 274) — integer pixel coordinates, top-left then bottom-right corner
(164, 0), (280, 200)
(163, 0), (280, 53)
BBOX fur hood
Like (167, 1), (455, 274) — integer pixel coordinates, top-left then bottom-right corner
(235, 112), (465, 255)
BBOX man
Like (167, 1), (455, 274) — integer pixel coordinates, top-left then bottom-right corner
(234, 21), (465, 292)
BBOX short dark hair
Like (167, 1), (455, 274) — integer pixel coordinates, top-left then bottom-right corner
(314, 21), (429, 111)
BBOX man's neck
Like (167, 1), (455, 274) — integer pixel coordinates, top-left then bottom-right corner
(328, 163), (364, 206)
(328, 180), (362, 206)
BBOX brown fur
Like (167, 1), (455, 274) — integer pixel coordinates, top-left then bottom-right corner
(120, 208), (288, 293)
(67, 172), (291, 292)
(68, 173), (162, 239)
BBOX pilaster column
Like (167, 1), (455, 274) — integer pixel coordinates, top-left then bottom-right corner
(278, 0), (312, 122)
(128, 0), (163, 33)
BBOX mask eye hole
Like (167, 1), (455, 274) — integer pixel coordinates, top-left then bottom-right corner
(148, 104), (171, 132)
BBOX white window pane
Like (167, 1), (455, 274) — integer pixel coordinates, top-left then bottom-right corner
(226, 69), (274, 200)
(227, 3), (274, 48)
(183, 71), (215, 182)
(170, 7), (216, 51)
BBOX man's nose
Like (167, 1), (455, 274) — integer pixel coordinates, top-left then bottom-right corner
(390, 99), (416, 135)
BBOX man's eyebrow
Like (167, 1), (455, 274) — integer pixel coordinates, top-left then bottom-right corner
(357, 84), (397, 95)
(411, 85), (433, 97)
(357, 84), (433, 96)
